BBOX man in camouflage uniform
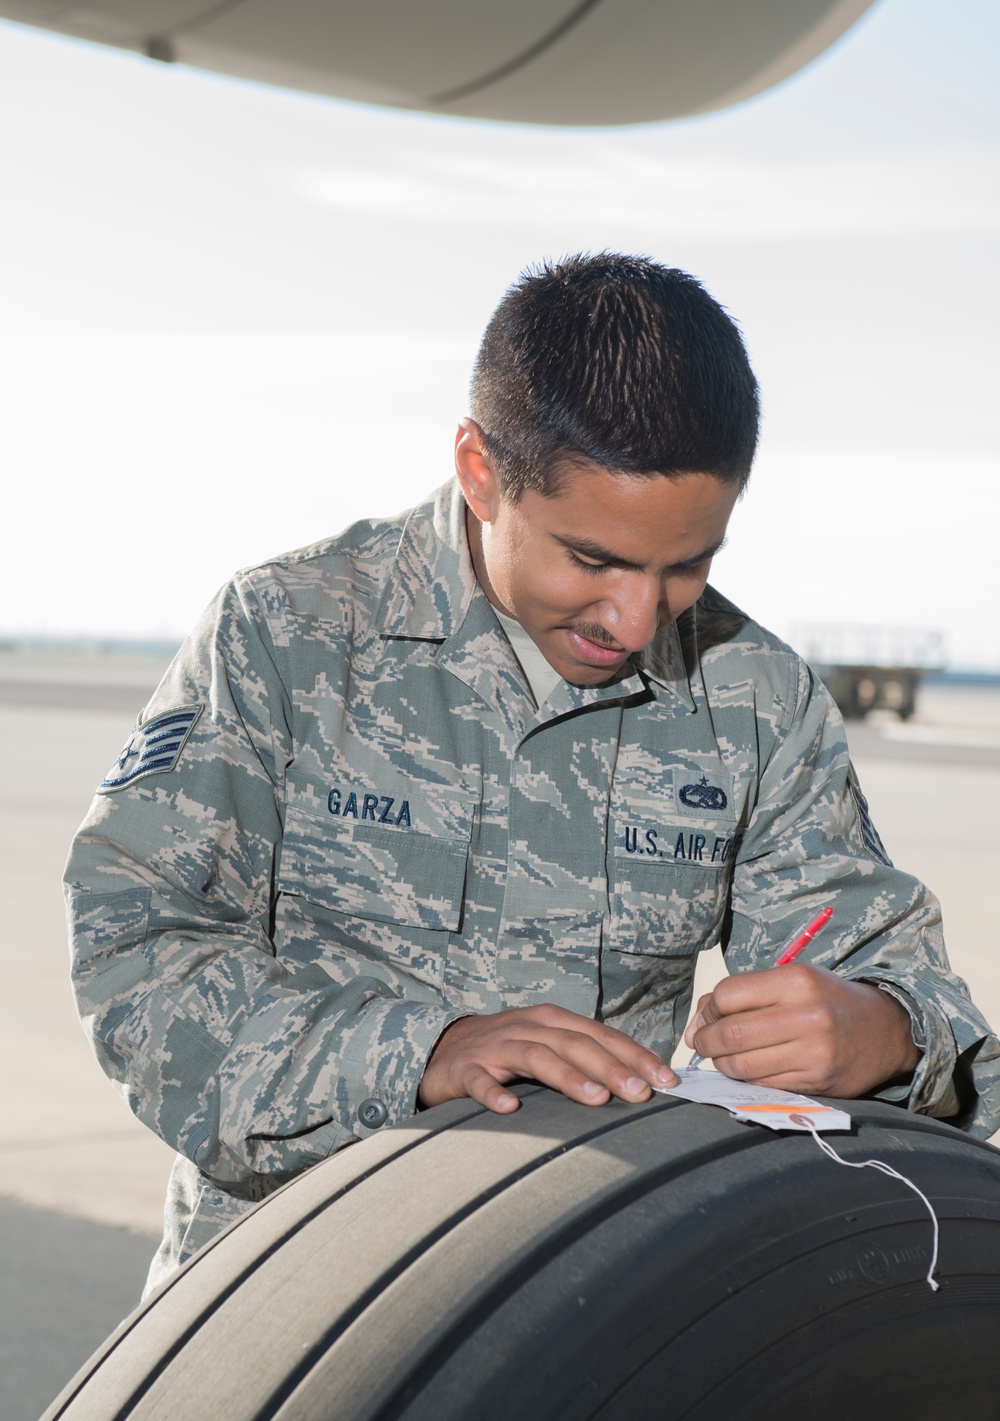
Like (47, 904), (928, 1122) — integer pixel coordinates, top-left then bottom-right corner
(65, 254), (1000, 1289)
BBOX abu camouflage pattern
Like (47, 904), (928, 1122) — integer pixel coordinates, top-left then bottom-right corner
(66, 480), (1000, 1285)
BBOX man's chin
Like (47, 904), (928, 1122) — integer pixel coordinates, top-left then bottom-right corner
(563, 669), (616, 688)
(552, 648), (632, 687)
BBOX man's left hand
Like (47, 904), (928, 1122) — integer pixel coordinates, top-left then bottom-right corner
(684, 963), (920, 1098)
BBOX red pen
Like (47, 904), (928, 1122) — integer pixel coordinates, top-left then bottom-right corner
(687, 906), (834, 1068)
(775, 905), (834, 965)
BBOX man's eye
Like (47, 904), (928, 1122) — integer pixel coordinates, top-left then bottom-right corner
(568, 551), (606, 573)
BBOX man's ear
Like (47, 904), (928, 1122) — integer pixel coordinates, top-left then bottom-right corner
(454, 419), (501, 524)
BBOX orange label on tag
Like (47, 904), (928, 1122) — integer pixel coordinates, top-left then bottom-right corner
(736, 1104), (836, 1114)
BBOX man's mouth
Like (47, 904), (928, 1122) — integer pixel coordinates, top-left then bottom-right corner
(565, 624), (628, 668)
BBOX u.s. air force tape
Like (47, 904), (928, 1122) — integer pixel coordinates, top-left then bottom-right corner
(99, 705), (203, 792)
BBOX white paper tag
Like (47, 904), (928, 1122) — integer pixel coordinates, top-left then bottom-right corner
(655, 1067), (852, 1132)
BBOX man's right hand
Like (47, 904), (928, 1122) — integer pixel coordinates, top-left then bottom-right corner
(417, 1004), (677, 1114)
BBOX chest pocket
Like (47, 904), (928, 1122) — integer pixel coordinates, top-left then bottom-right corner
(278, 785), (476, 933)
(609, 758), (738, 958)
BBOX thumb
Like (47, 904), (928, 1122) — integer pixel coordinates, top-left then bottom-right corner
(683, 992), (715, 1047)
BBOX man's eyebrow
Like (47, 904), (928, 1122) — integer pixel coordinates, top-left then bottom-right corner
(554, 534), (727, 571)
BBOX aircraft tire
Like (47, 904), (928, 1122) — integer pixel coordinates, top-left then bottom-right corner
(44, 1088), (1000, 1421)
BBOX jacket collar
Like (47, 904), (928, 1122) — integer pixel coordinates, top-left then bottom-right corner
(374, 479), (474, 641)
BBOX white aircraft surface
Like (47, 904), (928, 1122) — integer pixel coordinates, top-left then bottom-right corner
(0, 0), (876, 124)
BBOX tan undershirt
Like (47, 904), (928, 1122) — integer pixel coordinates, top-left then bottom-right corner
(494, 608), (562, 708)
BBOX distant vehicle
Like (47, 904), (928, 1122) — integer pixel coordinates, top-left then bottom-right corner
(0, 0), (878, 126)
(795, 623), (946, 721)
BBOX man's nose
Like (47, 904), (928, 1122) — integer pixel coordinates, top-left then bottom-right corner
(603, 579), (666, 653)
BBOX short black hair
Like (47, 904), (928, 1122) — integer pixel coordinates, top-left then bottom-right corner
(470, 252), (759, 499)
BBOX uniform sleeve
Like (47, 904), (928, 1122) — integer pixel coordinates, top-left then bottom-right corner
(724, 657), (1000, 1138)
(64, 579), (461, 1195)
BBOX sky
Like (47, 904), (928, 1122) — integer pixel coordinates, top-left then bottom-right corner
(1, 0), (998, 666)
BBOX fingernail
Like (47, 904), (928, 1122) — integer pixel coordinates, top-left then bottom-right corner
(653, 1065), (675, 1085)
(625, 1076), (647, 1096)
(582, 1080), (604, 1099)
(496, 1093), (519, 1110)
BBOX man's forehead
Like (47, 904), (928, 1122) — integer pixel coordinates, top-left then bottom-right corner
(530, 456), (729, 498)
(519, 461), (735, 517)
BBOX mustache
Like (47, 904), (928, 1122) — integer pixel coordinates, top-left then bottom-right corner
(571, 622), (625, 651)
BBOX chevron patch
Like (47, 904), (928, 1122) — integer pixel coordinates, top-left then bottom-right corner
(99, 706), (203, 792)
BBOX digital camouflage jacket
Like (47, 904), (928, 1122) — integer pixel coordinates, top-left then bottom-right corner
(65, 480), (1000, 1282)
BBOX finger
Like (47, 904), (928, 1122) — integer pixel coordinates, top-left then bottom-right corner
(689, 1002), (799, 1067)
(709, 963), (827, 1018)
(457, 1062), (522, 1113)
(571, 1020), (677, 1090)
(513, 1006), (677, 1090)
(695, 999), (844, 1090)
(687, 972), (817, 1060)
(711, 1052), (819, 1091)
(710, 1042), (843, 1095)
(709, 1039), (803, 1085)
(432, 1028), (609, 1108)
(512, 1037), (622, 1105)
(486, 1031), (650, 1106)
(522, 1030), (665, 1103)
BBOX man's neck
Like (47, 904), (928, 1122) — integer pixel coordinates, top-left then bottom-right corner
(465, 503), (509, 617)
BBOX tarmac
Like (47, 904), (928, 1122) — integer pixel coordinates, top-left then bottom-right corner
(2, 649), (999, 1419)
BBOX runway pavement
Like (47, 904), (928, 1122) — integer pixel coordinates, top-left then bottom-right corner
(0, 1199), (153, 1421)
(2, 649), (999, 1418)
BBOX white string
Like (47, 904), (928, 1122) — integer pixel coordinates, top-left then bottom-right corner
(789, 1113), (940, 1292)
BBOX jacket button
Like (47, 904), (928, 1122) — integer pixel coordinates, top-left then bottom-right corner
(358, 1098), (388, 1129)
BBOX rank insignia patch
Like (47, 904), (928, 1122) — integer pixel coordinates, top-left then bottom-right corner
(99, 705), (203, 792)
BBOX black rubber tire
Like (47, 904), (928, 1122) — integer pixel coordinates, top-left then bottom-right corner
(44, 1089), (1000, 1421)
